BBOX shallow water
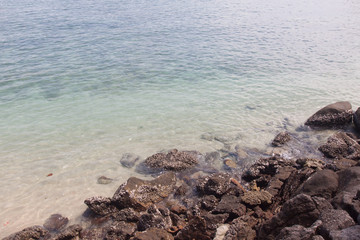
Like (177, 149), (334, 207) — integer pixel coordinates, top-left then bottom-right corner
(1, 0), (360, 236)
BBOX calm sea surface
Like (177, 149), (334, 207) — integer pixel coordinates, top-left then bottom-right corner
(1, 0), (360, 236)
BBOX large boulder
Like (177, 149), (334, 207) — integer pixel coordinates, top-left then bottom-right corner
(112, 172), (176, 211)
(296, 169), (338, 199)
(319, 132), (360, 160)
(329, 225), (360, 240)
(258, 194), (326, 240)
(145, 149), (199, 171)
(305, 101), (353, 129)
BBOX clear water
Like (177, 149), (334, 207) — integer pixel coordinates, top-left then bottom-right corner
(1, 0), (360, 236)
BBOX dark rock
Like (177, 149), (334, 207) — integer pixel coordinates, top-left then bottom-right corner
(84, 196), (117, 216)
(202, 213), (229, 231)
(212, 195), (246, 219)
(354, 107), (360, 132)
(112, 172), (176, 211)
(80, 227), (105, 240)
(175, 216), (214, 240)
(200, 195), (219, 211)
(120, 153), (141, 168)
(337, 167), (360, 192)
(50, 224), (82, 240)
(305, 101), (353, 129)
(275, 225), (315, 240)
(137, 205), (172, 231)
(319, 132), (360, 160)
(104, 221), (137, 240)
(132, 228), (174, 240)
(272, 131), (292, 147)
(145, 149), (198, 171)
(329, 225), (360, 240)
(43, 214), (68, 232)
(296, 169), (338, 199)
(3, 226), (48, 240)
(241, 190), (272, 207)
(169, 204), (187, 215)
(174, 184), (189, 197)
(111, 208), (140, 222)
(97, 176), (113, 184)
(258, 194), (321, 239)
(318, 209), (355, 239)
(223, 217), (256, 240)
(196, 173), (231, 197)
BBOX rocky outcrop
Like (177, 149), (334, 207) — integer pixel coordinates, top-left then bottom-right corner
(112, 172), (176, 211)
(272, 131), (291, 147)
(319, 132), (360, 159)
(144, 149), (199, 171)
(305, 101), (353, 129)
(354, 107), (360, 132)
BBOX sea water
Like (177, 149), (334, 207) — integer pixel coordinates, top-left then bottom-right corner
(1, 0), (360, 236)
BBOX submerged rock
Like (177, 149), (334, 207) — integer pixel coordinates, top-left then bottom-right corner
(120, 153), (141, 168)
(97, 176), (113, 184)
(305, 101), (353, 129)
(112, 172), (176, 211)
(145, 149), (198, 171)
(319, 132), (360, 160)
(354, 107), (360, 132)
(272, 131), (291, 147)
(43, 214), (69, 231)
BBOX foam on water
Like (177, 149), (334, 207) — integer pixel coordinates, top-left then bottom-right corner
(1, 0), (360, 236)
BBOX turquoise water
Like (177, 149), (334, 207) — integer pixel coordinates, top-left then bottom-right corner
(1, 0), (360, 236)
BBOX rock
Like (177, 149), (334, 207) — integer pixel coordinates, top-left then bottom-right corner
(120, 153), (141, 168)
(43, 214), (69, 231)
(214, 224), (230, 240)
(212, 195), (246, 219)
(329, 225), (360, 240)
(3, 226), (48, 240)
(305, 101), (353, 129)
(84, 196), (117, 216)
(336, 167), (360, 192)
(137, 205), (172, 231)
(334, 158), (358, 170)
(200, 195), (219, 211)
(51, 224), (82, 240)
(317, 209), (355, 239)
(111, 208), (140, 222)
(223, 159), (237, 169)
(354, 107), (360, 132)
(319, 132), (360, 160)
(97, 176), (113, 184)
(275, 224), (316, 240)
(272, 131), (292, 147)
(204, 151), (221, 163)
(132, 228), (174, 240)
(104, 221), (137, 240)
(258, 194), (322, 239)
(202, 213), (229, 231)
(296, 169), (338, 199)
(196, 173), (231, 197)
(241, 190), (272, 207)
(296, 158), (325, 170)
(175, 216), (214, 240)
(81, 227), (105, 240)
(223, 217), (256, 240)
(145, 149), (198, 171)
(112, 172), (176, 211)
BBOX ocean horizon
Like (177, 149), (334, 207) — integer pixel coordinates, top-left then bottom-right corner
(1, 0), (360, 236)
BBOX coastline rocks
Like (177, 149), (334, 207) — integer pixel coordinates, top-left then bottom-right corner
(241, 190), (272, 207)
(84, 196), (117, 216)
(212, 195), (246, 219)
(329, 225), (360, 240)
(3, 226), (48, 240)
(132, 228), (174, 240)
(317, 209), (355, 238)
(272, 131), (291, 147)
(43, 214), (69, 231)
(196, 173), (231, 197)
(305, 101), (353, 129)
(112, 172), (176, 211)
(296, 169), (339, 199)
(275, 223), (318, 240)
(223, 217), (256, 240)
(319, 132), (360, 160)
(137, 205), (172, 231)
(354, 107), (360, 132)
(145, 149), (198, 171)
(51, 224), (82, 240)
